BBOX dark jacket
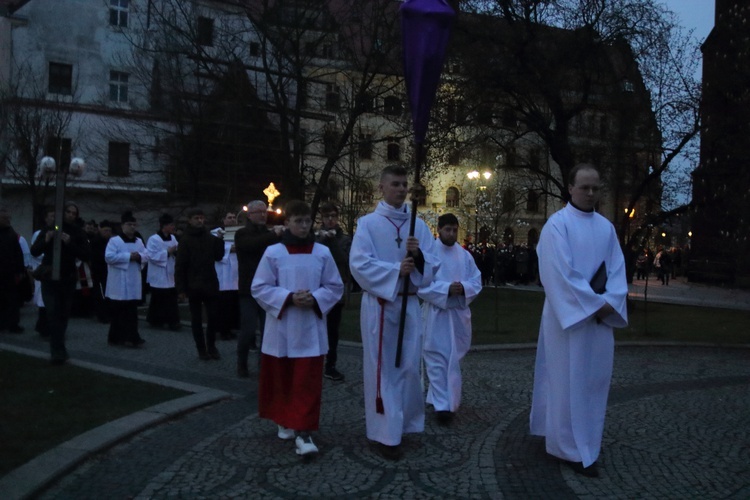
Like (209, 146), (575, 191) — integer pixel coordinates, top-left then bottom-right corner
(30, 222), (91, 282)
(315, 225), (351, 285)
(174, 225), (224, 296)
(0, 226), (25, 280)
(235, 221), (281, 296)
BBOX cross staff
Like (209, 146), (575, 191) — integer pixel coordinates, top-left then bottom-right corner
(396, 0), (456, 367)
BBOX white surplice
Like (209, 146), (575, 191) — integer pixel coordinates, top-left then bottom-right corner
(529, 203), (628, 467)
(215, 240), (239, 291)
(251, 242), (343, 358)
(145, 233), (178, 289)
(418, 240), (482, 413)
(105, 236), (148, 301)
(349, 201), (438, 446)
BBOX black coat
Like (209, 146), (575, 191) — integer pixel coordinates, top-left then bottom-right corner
(234, 222), (281, 296)
(174, 225), (224, 296)
(30, 222), (91, 282)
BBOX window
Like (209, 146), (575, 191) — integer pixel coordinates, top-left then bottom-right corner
(325, 84), (340, 111)
(108, 142), (130, 177)
(45, 137), (71, 171)
(324, 130), (340, 158)
(356, 92), (375, 113)
(297, 80), (308, 108)
(49, 62), (73, 95)
(383, 96), (402, 116)
(526, 190), (540, 213)
(387, 140), (400, 161)
(197, 17), (214, 46)
(358, 133), (373, 160)
(109, 71), (129, 102)
(502, 188), (515, 213)
(476, 105), (493, 125)
(446, 187), (460, 208)
(109, 0), (129, 28)
(250, 42), (260, 56)
(448, 148), (460, 165)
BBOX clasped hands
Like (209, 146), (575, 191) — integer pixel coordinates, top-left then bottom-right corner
(292, 289), (315, 308)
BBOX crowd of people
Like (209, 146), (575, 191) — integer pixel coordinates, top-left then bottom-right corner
(0, 163), (627, 476)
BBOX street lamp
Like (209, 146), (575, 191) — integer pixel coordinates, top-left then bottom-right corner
(467, 170), (492, 245)
(39, 156), (85, 280)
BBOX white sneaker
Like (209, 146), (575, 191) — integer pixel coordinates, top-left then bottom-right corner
(295, 434), (319, 456)
(277, 425), (295, 440)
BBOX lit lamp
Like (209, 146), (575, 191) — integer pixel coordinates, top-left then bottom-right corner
(467, 170), (492, 244)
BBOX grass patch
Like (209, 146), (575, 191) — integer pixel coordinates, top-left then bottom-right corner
(0, 351), (189, 476)
(341, 288), (750, 345)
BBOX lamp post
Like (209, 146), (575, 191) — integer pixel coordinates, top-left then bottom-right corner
(624, 206), (635, 242)
(467, 170), (492, 245)
(39, 156), (85, 280)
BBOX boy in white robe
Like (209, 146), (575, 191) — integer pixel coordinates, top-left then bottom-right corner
(529, 164), (628, 478)
(105, 211), (148, 347)
(418, 213), (482, 425)
(252, 200), (343, 457)
(349, 165), (437, 461)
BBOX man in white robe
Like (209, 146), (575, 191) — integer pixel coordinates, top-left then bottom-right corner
(349, 165), (437, 461)
(529, 164), (628, 478)
(146, 213), (180, 330)
(105, 211), (148, 347)
(418, 213), (482, 425)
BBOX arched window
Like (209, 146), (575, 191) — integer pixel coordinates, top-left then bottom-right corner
(446, 187), (460, 207)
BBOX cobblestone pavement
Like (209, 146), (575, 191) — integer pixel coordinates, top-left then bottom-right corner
(1, 284), (749, 499)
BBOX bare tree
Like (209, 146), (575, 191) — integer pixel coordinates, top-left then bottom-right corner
(0, 63), (81, 228)
(447, 0), (701, 248)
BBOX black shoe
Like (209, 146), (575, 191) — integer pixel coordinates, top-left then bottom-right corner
(8, 325), (24, 334)
(168, 323), (182, 331)
(132, 337), (146, 347)
(208, 347), (221, 360)
(50, 358), (67, 366)
(324, 368), (345, 381)
(237, 364), (249, 378)
(563, 460), (599, 478)
(198, 351), (211, 361)
(435, 411), (454, 426)
(377, 443), (402, 461)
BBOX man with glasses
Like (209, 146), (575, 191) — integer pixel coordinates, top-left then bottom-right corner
(315, 202), (351, 381)
(30, 202), (91, 364)
(234, 200), (284, 377)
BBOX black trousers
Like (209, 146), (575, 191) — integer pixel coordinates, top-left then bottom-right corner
(188, 292), (218, 353)
(326, 301), (344, 370)
(147, 287), (180, 327)
(108, 299), (142, 345)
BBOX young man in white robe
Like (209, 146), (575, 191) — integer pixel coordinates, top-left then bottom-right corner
(211, 211), (240, 340)
(349, 165), (438, 461)
(146, 213), (180, 330)
(105, 211), (149, 347)
(252, 200), (343, 457)
(529, 164), (628, 478)
(418, 213), (482, 426)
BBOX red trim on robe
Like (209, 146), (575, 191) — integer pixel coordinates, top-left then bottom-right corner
(258, 354), (324, 431)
